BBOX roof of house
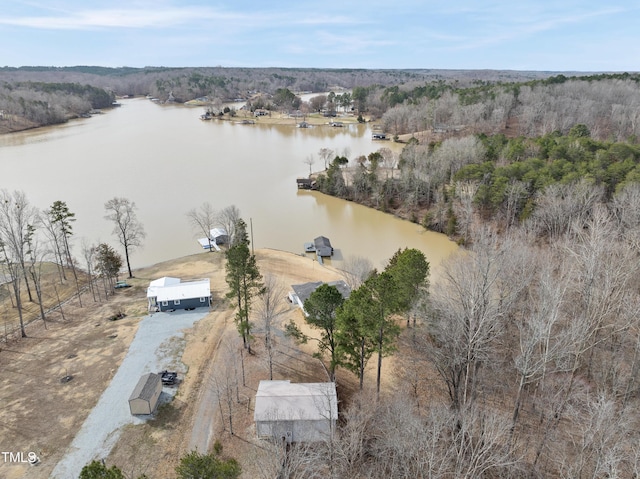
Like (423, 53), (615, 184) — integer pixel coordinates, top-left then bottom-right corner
(314, 236), (332, 248)
(290, 280), (351, 308)
(149, 276), (181, 288)
(254, 380), (338, 422)
(147, 277), (211, 301)
(129, 373), (161, 402)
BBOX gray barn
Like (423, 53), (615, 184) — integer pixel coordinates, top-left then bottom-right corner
(129, 373), (163, 415)
(254, 380), (338, 443)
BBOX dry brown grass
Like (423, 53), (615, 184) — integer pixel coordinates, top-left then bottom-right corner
(0, 249), (380, 479)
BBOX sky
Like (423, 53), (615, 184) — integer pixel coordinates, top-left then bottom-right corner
(1, 0), (639, 72)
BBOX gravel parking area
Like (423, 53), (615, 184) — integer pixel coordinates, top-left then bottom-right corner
(50, 309), (207, 479)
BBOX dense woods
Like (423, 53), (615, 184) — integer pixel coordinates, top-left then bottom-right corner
(290, 72), (640, 478)
(0, 81), (114, 131)
(0, 66), (558, 132)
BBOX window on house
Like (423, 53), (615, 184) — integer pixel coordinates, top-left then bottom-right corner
(200, 297), (206, 302)
(174, 300), (180, 305)
(161, 301), (168, 306)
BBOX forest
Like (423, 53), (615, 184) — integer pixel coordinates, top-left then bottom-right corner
(292, 72), (640, 478)
(0, 66), (556, 132)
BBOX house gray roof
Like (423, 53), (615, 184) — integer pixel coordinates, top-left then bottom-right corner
(129, 373), (161, 402)
(254, 380), (338, 422)
(290, 280), (351, 308)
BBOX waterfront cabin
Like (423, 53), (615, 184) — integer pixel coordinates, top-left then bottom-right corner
(254, 380), (338, 443)
(147, 277), (211, 312)
(288, 280), (351, 314)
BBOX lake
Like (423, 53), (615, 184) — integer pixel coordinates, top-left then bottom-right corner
(0, 98), (457, 272)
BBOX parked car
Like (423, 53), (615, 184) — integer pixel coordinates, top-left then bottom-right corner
(160, 370), (178, 385)
(115, 281), (131, 289)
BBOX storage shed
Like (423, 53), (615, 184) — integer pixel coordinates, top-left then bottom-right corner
(254, 380), (338, 443)
(129, 373), (163, 415)
(147, 277), (211, 312)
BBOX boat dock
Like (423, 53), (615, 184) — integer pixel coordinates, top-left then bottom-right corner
(304, 236), (334, 264)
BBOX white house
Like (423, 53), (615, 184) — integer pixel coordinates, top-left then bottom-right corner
(147, 276), (211, 312)
(254, 380), (338, 443)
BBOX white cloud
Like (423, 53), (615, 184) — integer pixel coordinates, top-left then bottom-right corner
(0, 6), (241, 30)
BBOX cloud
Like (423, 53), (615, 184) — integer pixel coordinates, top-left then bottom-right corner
(0, 6), (240, 30)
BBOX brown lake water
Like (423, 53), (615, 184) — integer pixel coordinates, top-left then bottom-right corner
(0, 98), (457, 272)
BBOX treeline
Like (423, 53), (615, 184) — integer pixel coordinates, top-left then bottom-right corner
(267, 209), (640, 477)
(0, 81), (115, 129)
(0, 190), (143, 340)
(381, 74), (640, 141)
(0, 66), (558, 104)
(313, 126), (640, 242)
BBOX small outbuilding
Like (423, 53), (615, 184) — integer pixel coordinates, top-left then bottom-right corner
(209, 228), (229, 245)
(313, 236), (334, 257)
(129, 373), (163, 415)
(147, 276), (211, 312)
(254, 380), (338, 443)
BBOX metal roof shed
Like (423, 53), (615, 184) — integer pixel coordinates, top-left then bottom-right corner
(129, 373), (163, 415)
(254, 380), (338, 443)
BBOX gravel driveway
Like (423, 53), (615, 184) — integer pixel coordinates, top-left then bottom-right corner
(50, 310), (207, 479)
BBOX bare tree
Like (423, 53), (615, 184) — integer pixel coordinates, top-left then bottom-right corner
(216, 205), (241, 246)
(340, 255), (374, 291)
(0, 190), (36, 303)
(186, 202), (216, 251)
(40, 210), (66, 282)
(0, 190), (38, 337)
(559, 394), (628, 478)
(81, 239), (99, 302)
(318, 148), (334, 170)
(425, 229), (530, 409)
(104, 197), (146, 278)
(303, 154), (315, 178)
(256, 274), (287, 380)
(25, 223), (47, 327)
(510, 255), (569, 435)
(531, 180), (603, 239)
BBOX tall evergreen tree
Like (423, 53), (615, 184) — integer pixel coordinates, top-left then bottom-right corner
(225, 219), (263, 353)
(49, 200), (83, 306)
(303, 284), (345, 381)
